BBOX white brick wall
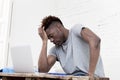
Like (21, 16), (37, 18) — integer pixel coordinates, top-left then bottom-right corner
(1, 0), (120, 80)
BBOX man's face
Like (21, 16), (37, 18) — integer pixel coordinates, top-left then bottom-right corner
(45, 25), (65, 46)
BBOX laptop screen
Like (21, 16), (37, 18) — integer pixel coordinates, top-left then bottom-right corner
(11, 45), (34, 73)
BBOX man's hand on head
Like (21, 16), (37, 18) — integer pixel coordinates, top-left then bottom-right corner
(38, 26), (48, 42)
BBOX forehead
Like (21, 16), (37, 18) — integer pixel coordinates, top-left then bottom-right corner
(45, 26), (56, 35)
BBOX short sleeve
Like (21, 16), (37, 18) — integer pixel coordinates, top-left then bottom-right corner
(71, 24), (84, 37)
(48, 46), (57, 57)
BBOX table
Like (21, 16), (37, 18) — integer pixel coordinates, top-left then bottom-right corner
(0, 72), (109, 80)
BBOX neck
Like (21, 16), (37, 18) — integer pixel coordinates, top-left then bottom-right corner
(63, 28), (69, 42)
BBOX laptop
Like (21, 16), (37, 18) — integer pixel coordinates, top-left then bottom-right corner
(10, 45), (35, 73)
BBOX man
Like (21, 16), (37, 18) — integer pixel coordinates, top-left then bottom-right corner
(38, 15), (105, 78)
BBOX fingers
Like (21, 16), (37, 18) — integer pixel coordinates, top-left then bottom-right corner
(42, 26), (45, 30)
(38, 27), (44, 35)
(38, 29), (44, 39)
(38, 26), (48, 41)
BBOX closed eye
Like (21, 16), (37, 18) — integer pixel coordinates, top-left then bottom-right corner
(48, 35), (53, 39)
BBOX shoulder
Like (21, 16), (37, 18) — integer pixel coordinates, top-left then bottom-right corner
(48, 46), (57, 57)
(49, 46), (60, 54)
(70, 24), (85, 37)
(49, 46), (56, 52)
(71, 24), (84, 30)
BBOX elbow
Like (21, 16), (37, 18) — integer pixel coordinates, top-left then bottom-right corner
(95, 37), (101, 49)
(95, 37), (101, 48)
(38, 65), (49, 73)
(38, 67), (40, 72)
(38, 67), (48, 73)
(90, 37), (101, 49)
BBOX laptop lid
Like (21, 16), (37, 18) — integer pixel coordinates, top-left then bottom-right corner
(11, 45), (34, 73)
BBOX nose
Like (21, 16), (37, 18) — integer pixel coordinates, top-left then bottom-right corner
(50, 38), (54, 42)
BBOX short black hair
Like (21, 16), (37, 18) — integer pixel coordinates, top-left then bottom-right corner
(41, 15), (63, 30)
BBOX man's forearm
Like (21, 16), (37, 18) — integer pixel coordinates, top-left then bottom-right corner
(38, 41), (49, 72)
(89, 39), (100, 76)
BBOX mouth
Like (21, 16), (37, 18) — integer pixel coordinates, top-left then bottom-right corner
(54, 41), (61, 45)
(54, 42), (58, 45)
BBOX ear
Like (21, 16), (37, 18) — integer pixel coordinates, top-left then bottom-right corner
(56, 23), (63, 32)
(56, 23), (62, 29)
(56, 23), (60, 29)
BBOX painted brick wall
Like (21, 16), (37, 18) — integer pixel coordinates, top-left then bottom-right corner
(5, 0), (120, 80)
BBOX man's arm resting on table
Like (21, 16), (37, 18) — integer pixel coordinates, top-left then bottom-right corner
(81, 27), (101, 76)
(38, 42), (56, 72)
(38, 27), (56, 72)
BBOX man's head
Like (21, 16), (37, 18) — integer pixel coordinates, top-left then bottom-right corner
(41, 15), (67, 46)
